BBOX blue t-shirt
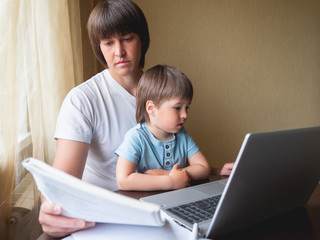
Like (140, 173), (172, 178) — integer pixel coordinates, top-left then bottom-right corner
(115, 122), (199, 173)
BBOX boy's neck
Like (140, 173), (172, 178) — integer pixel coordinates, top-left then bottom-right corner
(146, 122), (173, 142)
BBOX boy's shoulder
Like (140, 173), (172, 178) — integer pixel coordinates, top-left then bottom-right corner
(125, 123), (145, 138)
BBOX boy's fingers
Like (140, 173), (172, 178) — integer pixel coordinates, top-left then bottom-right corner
(172, 164), (179, 170)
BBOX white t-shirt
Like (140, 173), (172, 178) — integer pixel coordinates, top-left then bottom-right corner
(55, 69), (136, 191)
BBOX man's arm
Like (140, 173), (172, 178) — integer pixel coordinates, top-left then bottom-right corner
(39, 139), (95, 237)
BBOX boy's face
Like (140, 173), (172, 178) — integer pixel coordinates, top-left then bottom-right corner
(100, 33), (142, 80)
(148, 97), (191, 136)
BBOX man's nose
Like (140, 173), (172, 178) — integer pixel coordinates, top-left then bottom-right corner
(115, 41), (125, 56)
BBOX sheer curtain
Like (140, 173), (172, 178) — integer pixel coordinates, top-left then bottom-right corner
(0, 0), (94, 239)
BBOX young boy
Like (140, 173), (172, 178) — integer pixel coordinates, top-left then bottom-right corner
(116, 65), (229, 191)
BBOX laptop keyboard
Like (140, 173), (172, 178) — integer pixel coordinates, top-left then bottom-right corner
(166, 195), (221, 224)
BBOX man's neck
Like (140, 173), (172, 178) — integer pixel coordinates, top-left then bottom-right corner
(109, 69), (143, 96)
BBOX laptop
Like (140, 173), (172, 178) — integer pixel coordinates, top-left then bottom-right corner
(140, 126), (320, 238)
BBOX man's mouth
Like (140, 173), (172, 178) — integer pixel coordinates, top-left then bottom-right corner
(116, 60), (129, 66)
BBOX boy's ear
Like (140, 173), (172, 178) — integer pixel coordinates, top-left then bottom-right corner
(146, 100), (156, 115)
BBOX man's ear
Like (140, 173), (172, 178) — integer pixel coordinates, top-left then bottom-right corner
(146, 100), (156, 115)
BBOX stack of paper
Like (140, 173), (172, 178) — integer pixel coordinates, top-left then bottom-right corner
(22, 158), (165, 227)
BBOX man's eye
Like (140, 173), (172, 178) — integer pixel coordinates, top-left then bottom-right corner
(123, 37), (132, 42)
(104, 41), (112, 46)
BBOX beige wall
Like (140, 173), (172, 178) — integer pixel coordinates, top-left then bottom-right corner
(135, 0), (320, 168)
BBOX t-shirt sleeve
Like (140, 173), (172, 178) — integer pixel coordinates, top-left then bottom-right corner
(183, 128), (200, 158)
(54, 88), (93, 143)
(115, 128), (142, 164)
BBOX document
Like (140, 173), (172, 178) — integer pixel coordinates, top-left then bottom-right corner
(68, 212), (193, 240)
(22, 158), (165, 227)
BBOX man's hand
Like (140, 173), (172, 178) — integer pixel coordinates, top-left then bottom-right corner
(220, 162), (235, 176)
(39, 199), (95, 237)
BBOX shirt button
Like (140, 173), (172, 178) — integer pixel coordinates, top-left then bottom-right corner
(166, 161), (170, 166)
(165, 145), (169, 149)
(166, 153), (170, 157)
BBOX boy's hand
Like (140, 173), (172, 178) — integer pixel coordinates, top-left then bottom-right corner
(169, 164), (190, 189)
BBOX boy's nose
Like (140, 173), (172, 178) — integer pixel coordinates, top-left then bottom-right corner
(181, 110), (188, 119)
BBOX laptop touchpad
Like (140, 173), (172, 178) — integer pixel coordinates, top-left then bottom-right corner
(193, 181), (226, 196)
(140, 189), (208, 206)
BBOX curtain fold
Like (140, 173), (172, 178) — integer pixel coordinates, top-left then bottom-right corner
(28, 0), (84, 163)
(0, 0), (88, 239)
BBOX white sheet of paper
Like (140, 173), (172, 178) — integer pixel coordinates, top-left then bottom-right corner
(22, 158), (165, 227)
(70, 213), (192, 240)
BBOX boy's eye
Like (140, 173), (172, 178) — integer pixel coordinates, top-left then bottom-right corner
(174, 106), (181, 110)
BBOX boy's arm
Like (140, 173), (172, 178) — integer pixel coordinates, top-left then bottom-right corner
(116, 157), (190, 191)
(184, 151), (211, 180)
(144, 168), (170, 176)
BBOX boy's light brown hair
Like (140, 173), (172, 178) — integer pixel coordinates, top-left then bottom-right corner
(136, 65), (193, 123)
